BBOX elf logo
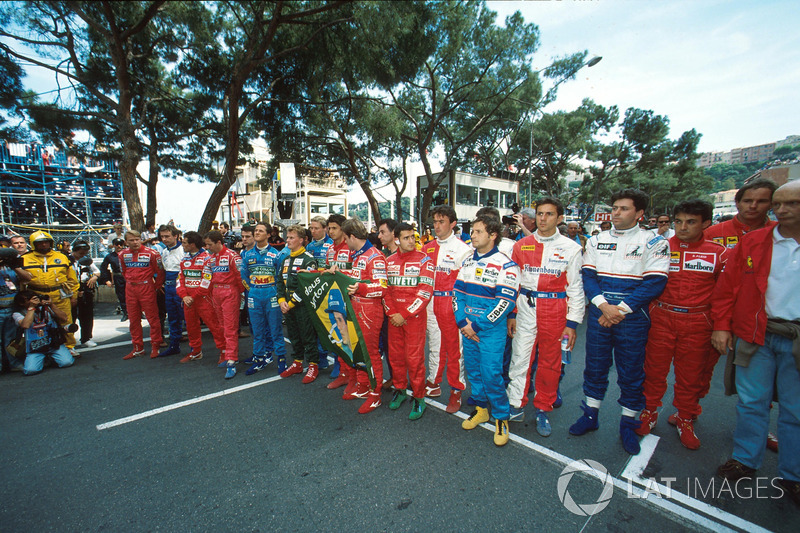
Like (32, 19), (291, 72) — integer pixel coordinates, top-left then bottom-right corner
(683, 252), (716, 273)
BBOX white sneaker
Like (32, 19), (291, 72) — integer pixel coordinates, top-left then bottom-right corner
(83, 340), (97, 347)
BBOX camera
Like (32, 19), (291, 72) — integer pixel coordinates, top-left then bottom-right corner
(40, 294), (50, 302)
(0, 247), (22, 269)
(501, 203), (521, 225)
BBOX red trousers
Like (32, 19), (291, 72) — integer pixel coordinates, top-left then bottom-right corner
(184, 294), (225, 352)
(427, 296), (465, 390)
(507, 296), (566, 411)
(643, 304), (713, 419)
(211, 285), (241, 362)
(352, 296), (383, 391)
(388, 298), (427, 399)
(126, 281), (162, 349)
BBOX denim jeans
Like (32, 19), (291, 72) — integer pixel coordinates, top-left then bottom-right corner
(23, 344), (74, 376)
(733, 332), (800, 481)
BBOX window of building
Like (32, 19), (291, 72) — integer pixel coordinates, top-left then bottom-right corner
(456, 184), (478, 206)
(331, 204), (345, 215)
(310, 203), (329, 214)
(500, 191), (517, 209)
(480, 188), (498, 207)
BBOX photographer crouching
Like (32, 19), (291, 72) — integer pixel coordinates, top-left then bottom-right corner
(12, 291), (77, 376)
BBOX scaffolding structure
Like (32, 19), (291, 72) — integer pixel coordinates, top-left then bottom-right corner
(0, 141), (123, 256)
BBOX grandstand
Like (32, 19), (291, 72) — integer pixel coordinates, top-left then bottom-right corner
(0, 141), (123, 256)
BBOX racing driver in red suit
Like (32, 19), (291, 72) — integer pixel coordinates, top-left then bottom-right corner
(175, 231), (226, 364)
(200, 230), (245, 379)
(120, 230), (165, 360)
(336, 218), (387, 413)
(385, 222), (435, 420)
(636, 199), (727, 449)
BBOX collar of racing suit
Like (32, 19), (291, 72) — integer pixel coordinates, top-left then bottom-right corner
(473, 246), (499, 261)
(351, 241), (373, 261)
(534, 230), (560, 242)
(436, 231), (456, 245)
(609, 226), (641, 238)
(289, 246), (307, 258)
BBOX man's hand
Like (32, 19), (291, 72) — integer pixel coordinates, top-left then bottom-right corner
(507, 317), (516, 338)
(389, 313), (406, 327)
(280, 301), (290, 314)
(460, 320), (480, 343)
(105, 281), (112, 287)
(86, 277), (97, 289)
(598, 302), (625, 325)
(711, 330), (733, 355)
(347, 284), (358, 295)
(182, 296), (194, 307)
(561, 326), (577, 350)
(598, 315), (614, 328)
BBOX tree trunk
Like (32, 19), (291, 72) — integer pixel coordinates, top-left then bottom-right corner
(146, 134), (159, 227)
(118, 121), (145, 231)
(198, 92), (241, 234)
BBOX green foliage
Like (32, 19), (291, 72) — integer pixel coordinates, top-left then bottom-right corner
(703, 162), (762, 191)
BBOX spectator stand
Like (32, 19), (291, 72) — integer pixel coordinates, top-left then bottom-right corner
(0, 141), (123, 258)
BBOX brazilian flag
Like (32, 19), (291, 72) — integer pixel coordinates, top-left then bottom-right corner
(297, 271), (375, 388)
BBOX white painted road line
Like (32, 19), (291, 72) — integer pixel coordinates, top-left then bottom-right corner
(96, 379), (770, 533)
(425, 398), (764, 533)
(79, 334), (292, 354)
(96, 375), (282, 430)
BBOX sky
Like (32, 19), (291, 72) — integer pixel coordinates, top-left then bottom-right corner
(12, 0), (800, 228)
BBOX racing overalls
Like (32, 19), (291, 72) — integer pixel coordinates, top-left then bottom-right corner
(176, 249), (225, 354)
(507, 231), (585, 412)
(454, 247), (520, 420)
(161, 242), (186, 349)
(643, 234), (726, 418)
(120, 246), (165, 350)
(384, 248), (434, 399)
(200, 246), (244, 362)
(423, 233), (472, 391)
(582, 226), (669, 411)
(344, 242), (387, 392)
(241, 244), (286, 364)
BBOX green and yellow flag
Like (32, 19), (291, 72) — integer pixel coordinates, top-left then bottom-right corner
(297, 271), (375, 388)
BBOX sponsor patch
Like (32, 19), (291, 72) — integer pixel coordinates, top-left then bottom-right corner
(521, 245), (536, 251)
(624, 244), (644, 260)
(597, 243), (617, 251)
(683, 252), (716, 273)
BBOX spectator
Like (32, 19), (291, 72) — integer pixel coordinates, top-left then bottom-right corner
(99, 238), (127, 321)
(712, 180), (800, 506)
(600, 220), (612, 232)
(12, 291), (74, 376)
(10, 235), (28, 255)
(268, 226), (286, 251)
(106, 223), (125, 252)
(512, 207), (537, 240)
(566, 221), (587, 251)
(656, 214), (675, 238)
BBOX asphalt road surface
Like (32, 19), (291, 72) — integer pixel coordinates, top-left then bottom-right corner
(1, 304), (795, 532)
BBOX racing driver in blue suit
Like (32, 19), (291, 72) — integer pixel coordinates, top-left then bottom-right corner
(569, 189), (670, 455)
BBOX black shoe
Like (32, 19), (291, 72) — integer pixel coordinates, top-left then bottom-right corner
(121, 314), (128, 322)
(777, 479), (800, 507)
(717, 459), (756, 480)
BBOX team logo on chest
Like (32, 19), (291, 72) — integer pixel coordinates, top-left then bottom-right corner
(624, 244), (643, 260)
(683, 252), (716, 273)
